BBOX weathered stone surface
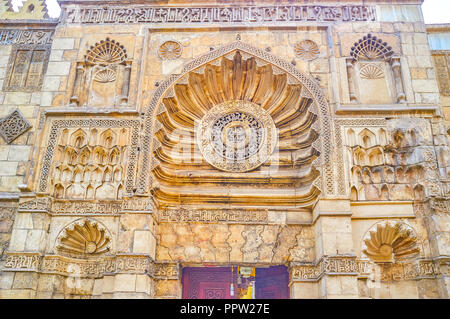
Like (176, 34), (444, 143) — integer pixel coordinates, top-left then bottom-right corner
(0, 0), (448, 301)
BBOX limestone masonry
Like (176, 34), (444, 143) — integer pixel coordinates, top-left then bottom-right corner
(0, 0), (448, 299)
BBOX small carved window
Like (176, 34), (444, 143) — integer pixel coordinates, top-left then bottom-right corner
(3, 44), (50, 92)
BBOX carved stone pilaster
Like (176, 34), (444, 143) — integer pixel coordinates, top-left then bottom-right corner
(390, 57), (407, 103)
(120, 60), (132, 106)
(70, 62), (85, 106)
(346, 58), (357, 102)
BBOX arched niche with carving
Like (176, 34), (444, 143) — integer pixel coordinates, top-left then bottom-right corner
(361, 220), (421, 263)
(70, 38), (132, 107)
(346, 34), (406, 105)
(137, 40), (335, 208)
(55, 218), (112, 258)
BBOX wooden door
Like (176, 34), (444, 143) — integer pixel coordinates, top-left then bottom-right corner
(255, 265), (289, 299)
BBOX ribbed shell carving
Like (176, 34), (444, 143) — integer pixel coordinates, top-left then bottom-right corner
(85, 38), (127, 65)
(152, 50), (320, 209)
(294, 40), (320, 60)
(94, 68), (117, 83)
(362, 221), (420, 262)
(359, 63), (385, 79)
(350, 34), (394, 61)
(158, 40), (183, 60)
(56, 219), (111, 257)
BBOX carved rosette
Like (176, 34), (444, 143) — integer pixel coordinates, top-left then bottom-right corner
(0, 110), (32, 144)
(294, 40), (320, 60)
(158, 40), (183, 60)
(362, 221), (420, 262)
(56, 219), (111, 257)
(197, 100), (277, 172)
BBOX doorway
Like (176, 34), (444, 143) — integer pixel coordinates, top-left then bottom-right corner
(181, 265), (289, 299)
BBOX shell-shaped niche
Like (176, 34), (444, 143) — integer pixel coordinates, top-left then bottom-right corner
(56, 219), (111, 257)
(359, 63), (385, 79)
(94, 68), (117, 83)
(350, 34), (394, 61)
(362, 221), (420, 262)
(85, 38), (127, 65)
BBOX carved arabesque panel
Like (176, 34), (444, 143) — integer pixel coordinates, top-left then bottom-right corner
(3, 44), (51, 92)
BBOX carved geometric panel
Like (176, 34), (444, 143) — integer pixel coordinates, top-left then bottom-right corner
(3, 44), (50, 92)
(0, 109), (32, 144)
(294, 40), (320, 60)
(350, 34), (394, 61)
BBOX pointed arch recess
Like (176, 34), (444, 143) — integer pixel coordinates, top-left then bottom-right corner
(137, 41), (334, 196)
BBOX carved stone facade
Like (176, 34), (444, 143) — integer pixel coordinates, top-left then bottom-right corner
(0, 0), (448, 299)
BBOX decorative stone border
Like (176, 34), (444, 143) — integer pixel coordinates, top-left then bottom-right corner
(18, 197), (154, 215)
(64, 5), (376, 25)
(3, 253), (179, 279)
(0, 29), (53, 45)
(290, 256), (443, 282)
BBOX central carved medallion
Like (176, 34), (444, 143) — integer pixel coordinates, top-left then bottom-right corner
(197, 100), (277, 172)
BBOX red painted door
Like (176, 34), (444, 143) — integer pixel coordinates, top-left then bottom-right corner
(182, 267), (234, 299)
(255, 265), (289, 299)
